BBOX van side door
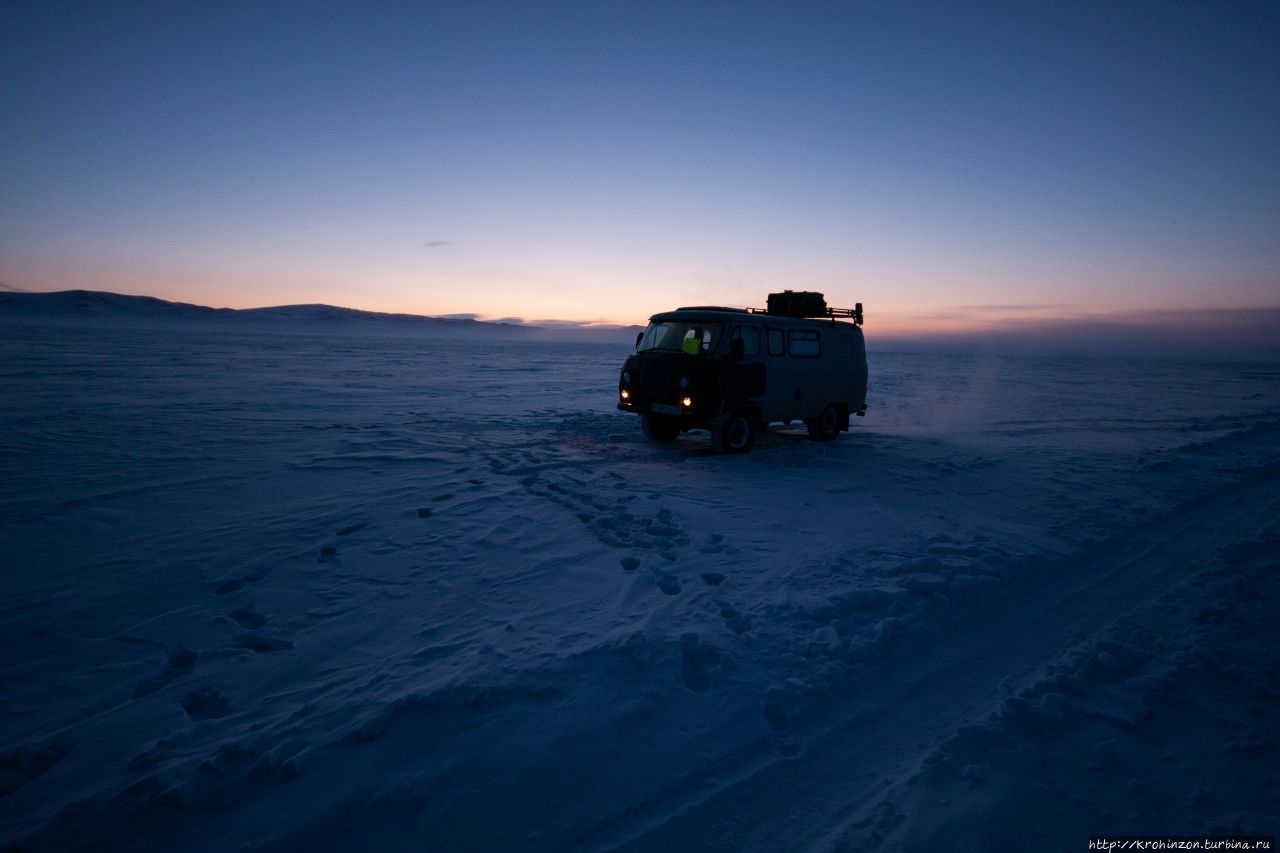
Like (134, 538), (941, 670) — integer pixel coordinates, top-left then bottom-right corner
(786, 327), (829, 419)
(763, 325), (794, 422)
(725, 325), (766, 405)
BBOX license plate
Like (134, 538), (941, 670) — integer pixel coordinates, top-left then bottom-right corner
(651, 403), (681, 415)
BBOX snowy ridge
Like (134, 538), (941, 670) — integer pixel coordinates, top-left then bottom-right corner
(1, 325), (1277, 850)
(0, 289), (638, 342)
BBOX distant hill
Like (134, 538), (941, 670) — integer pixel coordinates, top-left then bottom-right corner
(0, 289), (232, 321)
(0, 290), (638, 343)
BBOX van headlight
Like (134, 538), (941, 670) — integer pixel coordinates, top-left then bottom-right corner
(620, 388), (630, 400)
(681, 396), (693, 408)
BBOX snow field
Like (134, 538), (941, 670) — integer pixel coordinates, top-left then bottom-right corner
(1, 322), (1277, 850)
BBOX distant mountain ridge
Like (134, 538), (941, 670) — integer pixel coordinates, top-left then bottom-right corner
(0, 290), (636, 342)
(0, 289), (233, 320)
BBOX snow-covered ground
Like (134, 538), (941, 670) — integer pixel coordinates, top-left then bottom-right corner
(2, 321), (1277, 851)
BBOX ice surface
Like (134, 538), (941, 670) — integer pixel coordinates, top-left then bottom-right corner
(1, 321), (1278, 850)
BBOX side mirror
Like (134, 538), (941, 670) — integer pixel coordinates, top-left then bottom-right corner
(729, 338), (745, 363)
(635, 331), (644, 351)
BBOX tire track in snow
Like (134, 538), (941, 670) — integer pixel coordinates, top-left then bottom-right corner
(565, 468), (1280, 852)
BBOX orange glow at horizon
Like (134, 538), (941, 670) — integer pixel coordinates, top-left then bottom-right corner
(9, 249), (1278, 342)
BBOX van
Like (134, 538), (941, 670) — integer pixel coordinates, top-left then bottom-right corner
(617, 292), (868, 453)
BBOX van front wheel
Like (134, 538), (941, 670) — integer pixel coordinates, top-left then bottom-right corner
(806, 405), (841, 441)
(712, 412), (756, 454)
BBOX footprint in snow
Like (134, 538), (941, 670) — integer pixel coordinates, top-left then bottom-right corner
(701, 572), (726, 586)
(216, 572), (267, 594)
(182, 687), (231, 721)
(416, 507), (432, 519)
(0, 743), (69, 796)
(131, 646), (198, 699)
(235, 635), (293, 654)
(719, 605), (752, 635)
(621, 556), (640, 572)
(699, 533), (727, 554)
(214, 569), (268, 593)
(655, 574), (681, 595)
(229, 607), (267, 629)
(317, 546), (337, 563)
(338, 522), (367, 536)
(167, 645), (197, 673)
(762, 700), (788, 731)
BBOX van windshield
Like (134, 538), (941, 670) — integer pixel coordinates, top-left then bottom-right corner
(638, 321), (723, 356)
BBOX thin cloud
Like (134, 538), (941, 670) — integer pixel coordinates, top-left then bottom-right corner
(896, 305), (1280, 359)
(959, 303), (1080, 313)
(900, 311), (978, 322)
(492, 317), (633, 330)
(421, 240), (453, 249)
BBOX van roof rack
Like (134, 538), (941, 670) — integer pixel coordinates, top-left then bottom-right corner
(672, 302), (864, 325)
(829, 304), (864, 325)
(749, 303), (864, 325)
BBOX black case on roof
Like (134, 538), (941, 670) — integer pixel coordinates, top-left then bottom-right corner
(766, 290), (828, 318)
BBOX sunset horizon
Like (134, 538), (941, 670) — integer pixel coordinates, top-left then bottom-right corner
(5, 280), (1279, 356)
(5, 2), (1277, 348)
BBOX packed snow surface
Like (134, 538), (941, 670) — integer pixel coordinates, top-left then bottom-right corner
(2, 322), (1278, 850)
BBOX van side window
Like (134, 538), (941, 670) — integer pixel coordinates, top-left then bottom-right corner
(731, 326), (761, 357)
(767, 328), (785, 356)
(788, 329), (821, 357)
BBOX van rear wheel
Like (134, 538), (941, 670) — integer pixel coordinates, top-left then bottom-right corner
(642, 414), (680, 442)
(806, 405), (841, 441)
(712, 412), (756, 454)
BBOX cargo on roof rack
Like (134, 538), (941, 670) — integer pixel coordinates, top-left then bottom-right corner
(765, 291), (863, 325)
(766, 290), (827, 318)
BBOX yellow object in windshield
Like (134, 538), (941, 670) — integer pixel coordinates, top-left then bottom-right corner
(639, 321), (723, 355)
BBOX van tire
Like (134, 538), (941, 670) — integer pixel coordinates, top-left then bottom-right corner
(712, 412), (756, 454)
(642, 414), (680, 442)
(806, 405), (841, 441)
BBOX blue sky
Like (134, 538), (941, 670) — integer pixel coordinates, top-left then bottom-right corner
(2, 1), (1277, 333)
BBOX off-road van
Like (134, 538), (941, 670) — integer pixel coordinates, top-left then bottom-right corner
(617, 291), (868, 453)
